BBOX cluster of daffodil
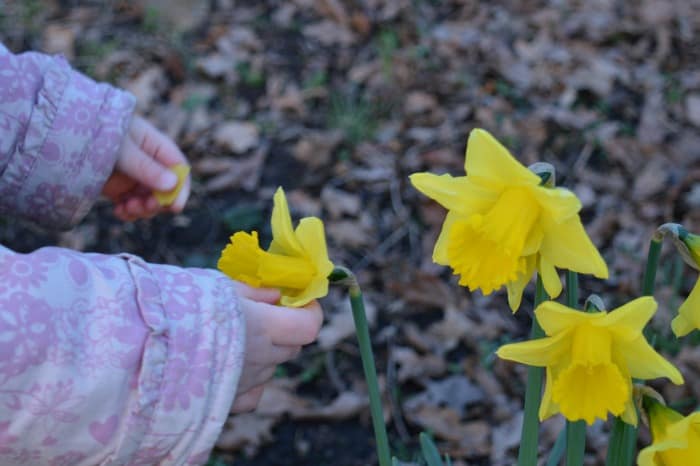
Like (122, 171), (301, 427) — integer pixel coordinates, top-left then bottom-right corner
(215, 129), (700, 466)
(411, 129), (700, 466)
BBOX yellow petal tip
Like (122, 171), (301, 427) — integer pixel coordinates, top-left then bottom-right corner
(154, 164), (190, 206)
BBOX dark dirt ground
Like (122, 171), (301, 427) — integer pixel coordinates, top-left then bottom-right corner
(2, 0), (700, 465)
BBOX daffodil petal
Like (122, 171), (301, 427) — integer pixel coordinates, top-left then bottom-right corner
(295, 217), (335, 279)
(654, 413), (700, 464)
(409, 173), (495, 215)
(496, 330), (569, 367)
(505, 255), (536, 312)
(638, 437), (687, 466)
(464, 128), (540, 188)
(531, 186), (581, 223)
(269, 187), (305, 256)
(154, 164), (190, 206)
(671, 313), (696, 339)
(665, 411), (700, 441)
(258, 252), (315, 290)
(616, 335), (684, 385)
(538, 365), (560, 421)
(600, 296), (656, 341)
(538, 255), (562, 299)
(434, 210), (459, 265)
(620, 392), (638, 426)
(534, 300), (593, 336)
(672, 277), (700, 337)
(540, 215), (608, 279)
(522, 223), (544, 256)
(648, 401), (685, 440)
(280, 275), (328, 307)
(638, 409), (699, 466)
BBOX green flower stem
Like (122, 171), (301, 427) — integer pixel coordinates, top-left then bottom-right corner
(606, 237), (662, 466)
(330, 267), (391, 466)
(564, 271), (586, 466)
(642, 237), (662, 296)
(546, 428), (566, 466)
(566, 421), (586, 466)
(517, 276), (548, 466)
(605, 419), (637, 466)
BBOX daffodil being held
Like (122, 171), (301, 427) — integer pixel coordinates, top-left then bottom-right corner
(218, 187), (334, 307)
(637, 399), (700, 466)
(496, 297), (683, 426)
(410, 129), (608, 311)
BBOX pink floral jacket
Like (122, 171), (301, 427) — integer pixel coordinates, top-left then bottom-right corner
(0, 44), (245, 465)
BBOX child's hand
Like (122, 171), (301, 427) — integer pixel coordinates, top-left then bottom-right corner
(102, 115), (191, 222)
(231, 283), (323, 413)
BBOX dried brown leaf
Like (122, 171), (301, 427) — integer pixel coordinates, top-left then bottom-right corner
(213, 121), (260, 154)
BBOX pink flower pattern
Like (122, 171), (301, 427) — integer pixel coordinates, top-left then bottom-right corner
(0, 42), (245, 465)
(162, 328), (213, 411)
(0, 43), (134, 230)
(159, 269), (204, 320)
(0, 252), (52, 289)
(0, 292), (56, 381)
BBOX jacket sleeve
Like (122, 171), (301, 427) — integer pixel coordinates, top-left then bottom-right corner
(0, 244), (245, 466)
(0, 42), (135, 229)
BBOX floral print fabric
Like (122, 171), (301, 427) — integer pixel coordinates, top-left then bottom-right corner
(0, 44), (246, 465)
(0, 43), (133, 229)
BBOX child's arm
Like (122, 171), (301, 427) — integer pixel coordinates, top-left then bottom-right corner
(0, 43), (186, 228)
(0, 244), (321, 465)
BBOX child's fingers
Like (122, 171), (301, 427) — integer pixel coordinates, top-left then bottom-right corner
(117, 137), (178, 192)
(246, 344), (300, 366)
(264, 301), (323, 346)
(233, 282), (281, 304)
(130, 115), (188, 166)
(231, 385), (265, 413)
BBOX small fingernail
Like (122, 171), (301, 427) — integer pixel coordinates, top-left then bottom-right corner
(159, 171), (178, 190)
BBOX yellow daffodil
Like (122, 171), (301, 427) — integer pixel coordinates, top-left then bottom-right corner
(671, 230), (700, 337)
(218, 187), (334, 307)
(638, 400), (700, 466)
(496, 297), (683, 425)
(409, 128), (608, 311)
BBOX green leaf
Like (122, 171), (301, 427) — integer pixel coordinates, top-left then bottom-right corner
(545, 428), (566, 466)
(605, 418), (637, 466)
(419, 432), (444, 466)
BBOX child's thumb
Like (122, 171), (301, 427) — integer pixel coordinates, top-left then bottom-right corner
(117, 137), (178, 191)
